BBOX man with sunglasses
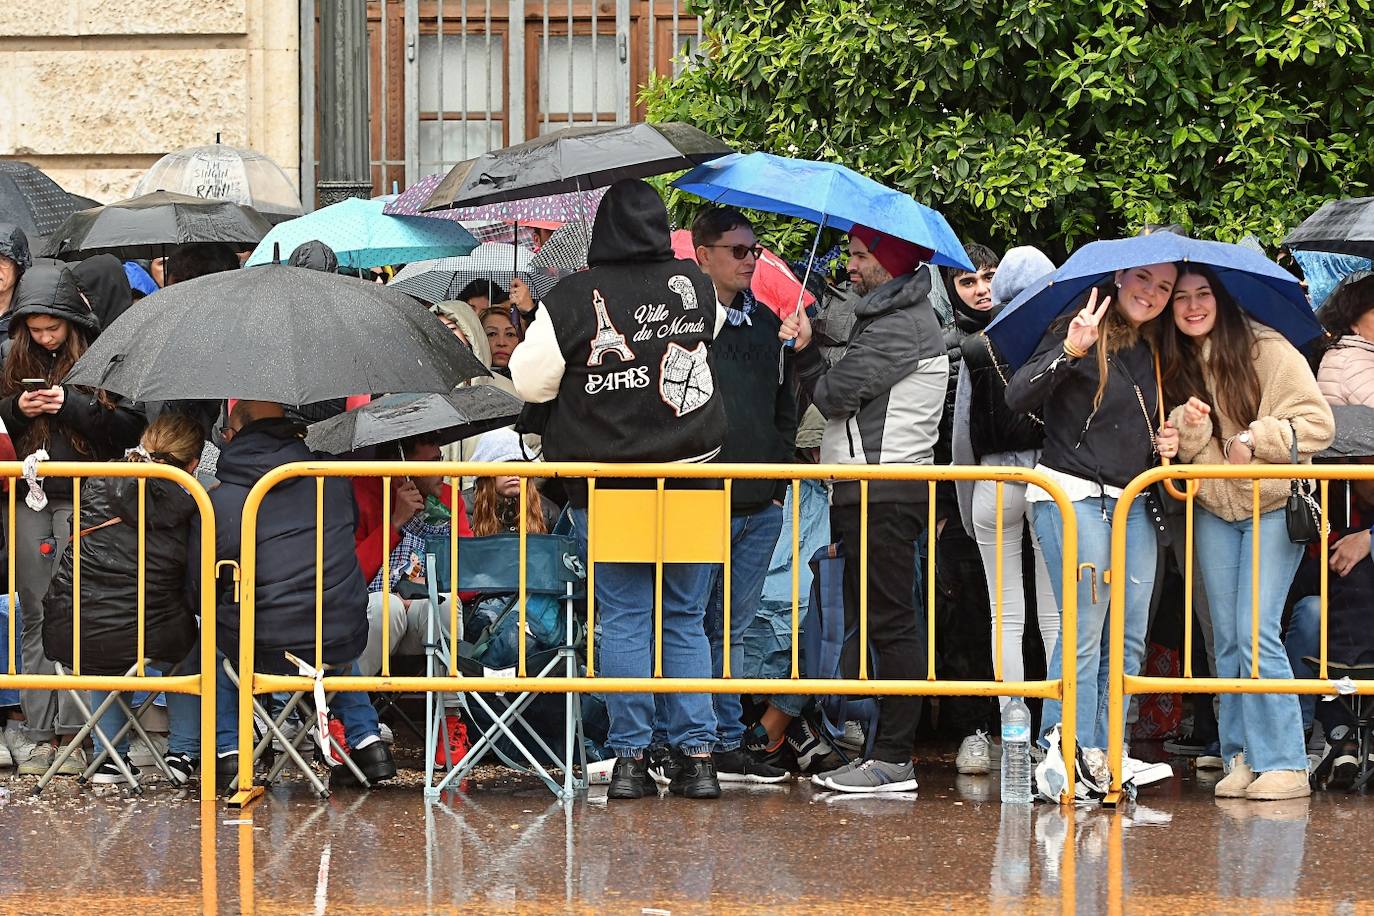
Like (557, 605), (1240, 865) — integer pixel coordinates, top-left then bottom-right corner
(646, 207), (801, 785)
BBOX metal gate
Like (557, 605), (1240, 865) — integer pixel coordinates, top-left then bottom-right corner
(299, 0), (705, 205)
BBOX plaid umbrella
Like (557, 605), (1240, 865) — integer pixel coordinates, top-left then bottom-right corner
(1283, 197), (1374, 259)
(464, 220), (542, 246)
(529, 221), (594, 273)
(387, 243), (559, 303)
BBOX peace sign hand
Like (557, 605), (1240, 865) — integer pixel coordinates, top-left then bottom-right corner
(1066, 287), (1112, 355)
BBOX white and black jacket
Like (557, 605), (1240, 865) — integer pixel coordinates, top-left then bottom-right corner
(795, 269), (948, 506)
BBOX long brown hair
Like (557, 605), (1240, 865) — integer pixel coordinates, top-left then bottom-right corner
(1160, 264), (1261, 432)
(0, 318), (109, 456)
(471, 476), (547, 537)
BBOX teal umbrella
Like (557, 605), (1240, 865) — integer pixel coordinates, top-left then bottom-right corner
(244, 197), (478, 269)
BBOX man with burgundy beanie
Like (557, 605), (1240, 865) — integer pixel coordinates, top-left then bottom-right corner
(779, 224), (948, 793)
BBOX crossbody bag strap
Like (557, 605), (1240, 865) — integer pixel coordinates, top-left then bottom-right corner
(66, 517), (122, 545)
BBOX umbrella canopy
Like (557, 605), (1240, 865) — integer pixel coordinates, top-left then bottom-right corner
(65, 264), (489, 402)
(134, 143), (304, 223)
(305, 386), (524, 454)
(245, 197), (479, 269)
(421, 122), (731, 210)
(387, 243), (559, 303)
(529, 222), (595, 274)
(387, 176), (604, 230)
(1283, 197), (1374, 260)
(985, 232), (1322, 369)
(671, 152), (974, 272)
(667, 229), (816, 318)
(1319, 404), (1374, 459)
(44, 191), (273, 260)
(0, 161), (83, 241)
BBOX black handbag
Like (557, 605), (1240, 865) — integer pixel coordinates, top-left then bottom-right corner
(1285, 420), (1321, 544)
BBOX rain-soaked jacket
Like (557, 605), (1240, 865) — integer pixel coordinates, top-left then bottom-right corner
(0, 223), (31, 275)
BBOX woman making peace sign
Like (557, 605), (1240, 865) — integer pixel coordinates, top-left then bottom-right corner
(1006, 263), (1178, 760)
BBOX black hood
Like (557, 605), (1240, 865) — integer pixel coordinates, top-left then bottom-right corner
(70, 254), (133, 331)
(0, 223), (31, 275)
(288, 240), (340, 273)
(215, 417), (312, 488)
(854, 268), (933, 320)
(9, 263), (101, 337)
(587, 179), (673, 266)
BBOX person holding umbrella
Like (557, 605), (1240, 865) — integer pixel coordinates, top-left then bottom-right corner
(1155, 264), (1334, 800)
(1004, 262), (1177, 760)
(0, 262), (145, 776)
(779, 225), (948, 794)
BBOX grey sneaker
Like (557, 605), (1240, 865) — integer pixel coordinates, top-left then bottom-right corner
(18, 740), (54, 776)
(823, 758), (918, 794)
(56, 745), (88, 777)
(810, 757), (859, 788)
(956, 730), (998, 775)
(129, 733), (169, 768)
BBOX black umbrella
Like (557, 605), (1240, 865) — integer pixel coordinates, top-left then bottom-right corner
(1283, 197), (1374, 259)
(0, 161), (83, 240)
(1319, 404), (1374, 459)
(65, 265), (490, 403)
(43, 190), (272, 260)
(421, 122), (731, 210)
(304, 386), (524, 454)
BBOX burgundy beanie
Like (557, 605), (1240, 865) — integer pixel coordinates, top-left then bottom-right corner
(849, 224), (932, 278)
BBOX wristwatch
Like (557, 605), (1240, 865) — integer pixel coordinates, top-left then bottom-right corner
(1237, 430), (1253, 450)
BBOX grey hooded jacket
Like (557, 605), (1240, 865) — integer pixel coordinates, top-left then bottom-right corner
(795, 268), (948, 505)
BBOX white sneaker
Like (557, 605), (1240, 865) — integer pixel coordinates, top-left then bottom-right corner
(0, 735), (11, 768)
(1124, 755), (1173, 787)
(3, 720), (34, 769)
(18, 740), (54, 776)
(128, 733), (169, 768)
(378, 722), (394, 745)
(956, 730), (998, 775)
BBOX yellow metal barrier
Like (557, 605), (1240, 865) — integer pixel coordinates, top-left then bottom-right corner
(0, 461), (218, 804)
(231, 460), (1082, 804)
(1105, 463), (1374, 804)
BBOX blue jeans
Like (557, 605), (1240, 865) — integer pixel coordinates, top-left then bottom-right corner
(214, 653), (380, 755)
(1284, 595), (1320, 731)
(1197, 508), (1306, 773)
(0, 597), (19, 709)
(1034, 496), (1157, 749)
(570, 508), (717, 757)
(93, 687), (200, 757)
(655, 503), (783, 751)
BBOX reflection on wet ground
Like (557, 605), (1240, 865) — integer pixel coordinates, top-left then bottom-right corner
(1, 756), (1371, 913)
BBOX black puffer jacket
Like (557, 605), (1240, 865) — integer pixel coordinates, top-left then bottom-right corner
(42, 472), (198, 675)
(1005, 323), (1159, 492)
(206, 417), (367, 674)
(0, 265), (146, 500)
(961, 331), (1043, 459)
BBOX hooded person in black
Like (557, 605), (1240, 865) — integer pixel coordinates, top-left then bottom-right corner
(70, 254), (134, 332)
(0, 223), (31, 325)
(509, 178), (728, 800)
(0, 262), (145, 771)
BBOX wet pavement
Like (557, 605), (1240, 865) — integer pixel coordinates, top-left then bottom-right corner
(1, 752), (1370, 914)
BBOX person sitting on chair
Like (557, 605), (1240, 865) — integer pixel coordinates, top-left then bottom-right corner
(208, 399), (396, 794)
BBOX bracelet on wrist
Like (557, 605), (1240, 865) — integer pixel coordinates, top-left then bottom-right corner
(1062, 340), (1088, 359)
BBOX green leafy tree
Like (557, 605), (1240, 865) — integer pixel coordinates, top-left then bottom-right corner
(644, 0), (1374, 257)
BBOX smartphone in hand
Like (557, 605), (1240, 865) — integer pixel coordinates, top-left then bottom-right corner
(21, 378), (48, 393)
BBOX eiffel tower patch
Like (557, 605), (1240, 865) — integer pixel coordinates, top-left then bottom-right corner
(586, 288), (635, 366)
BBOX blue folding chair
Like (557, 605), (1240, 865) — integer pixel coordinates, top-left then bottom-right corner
(421, 531), (588, 800)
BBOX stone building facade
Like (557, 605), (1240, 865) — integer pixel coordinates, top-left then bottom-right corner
(0, 0), (301, 204)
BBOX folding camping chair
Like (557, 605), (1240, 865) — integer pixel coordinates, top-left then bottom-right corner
(422, 530), (588, 800)
(1306, 659), (1374, 792)
(35, 661), (179, 794)
(219, 656), (372, 798)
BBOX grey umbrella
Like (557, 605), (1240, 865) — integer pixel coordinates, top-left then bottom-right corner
(305, 386), (524, 454)
(421, 122), (731, 210)
(0, 161), (83, 241)
(44, 190), (272, 260)
(1284, 197), (1374, 259)
(1320, 404), (1374, 459)
(65, 265), (490, 403)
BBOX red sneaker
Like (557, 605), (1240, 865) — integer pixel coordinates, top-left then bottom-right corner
(328, 718), (350, 765)
(435, 714), (470, 768)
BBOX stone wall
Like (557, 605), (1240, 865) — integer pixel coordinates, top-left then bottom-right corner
(0, 0), (299, 204)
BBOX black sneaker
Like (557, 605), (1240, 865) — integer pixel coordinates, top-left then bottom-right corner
(164, 752), (198, 787)
(334, 741), (398, 787)
(647, 743), (682, 787)
(608, 756), (650, 799)
(713, 747), (790, 784)
(669, 752), (721, 799)
(90, 755), (141, 785)
(786, 715), (847, 774)
(216, 752), (240, 796)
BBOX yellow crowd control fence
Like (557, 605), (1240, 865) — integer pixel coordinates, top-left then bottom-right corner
(0, 461), (219, 803)
(1105, 463), (1374, 805)
(229, 460), (1082, 805)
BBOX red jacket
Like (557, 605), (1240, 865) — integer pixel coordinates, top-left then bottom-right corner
(353, 477), (472, 584)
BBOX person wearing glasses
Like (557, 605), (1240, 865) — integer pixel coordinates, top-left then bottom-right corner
(644, 208), (799, 786)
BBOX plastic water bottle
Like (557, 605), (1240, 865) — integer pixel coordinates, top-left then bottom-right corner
(1000, 697), (1033, 803)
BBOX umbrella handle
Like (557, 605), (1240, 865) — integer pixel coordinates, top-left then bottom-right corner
(788, 216), (828, 349)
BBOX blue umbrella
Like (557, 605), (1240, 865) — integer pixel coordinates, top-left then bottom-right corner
(244, 197), (478, 269)
(985, 232), (1321, 369)
(671, 151), (975, 272)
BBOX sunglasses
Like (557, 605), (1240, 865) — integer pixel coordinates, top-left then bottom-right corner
(704, 244), (763, 261)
